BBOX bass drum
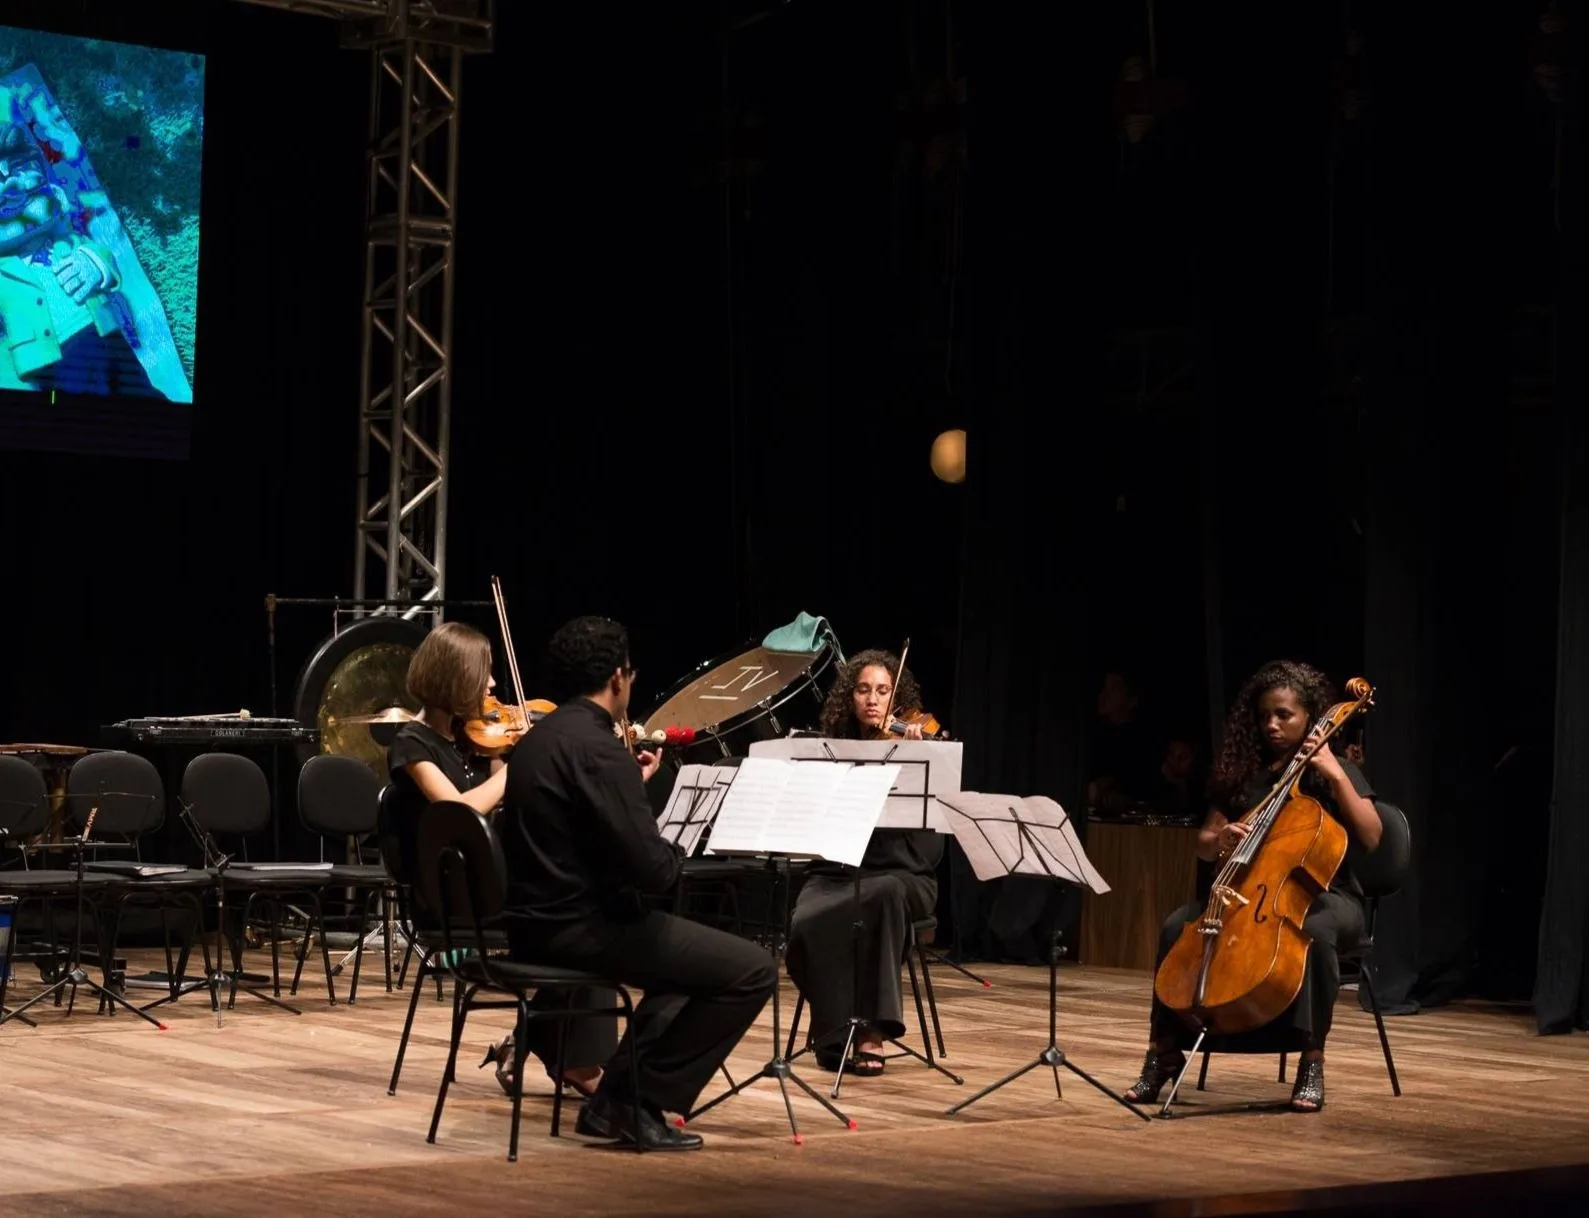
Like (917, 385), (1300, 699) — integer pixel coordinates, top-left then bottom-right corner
(639, 639), (841, 766)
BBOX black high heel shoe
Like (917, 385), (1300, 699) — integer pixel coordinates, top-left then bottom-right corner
(1290, 1058), (1325, 1112)
(1123, 1049), (1186, 1105)
(478, 1035), (517, 1097)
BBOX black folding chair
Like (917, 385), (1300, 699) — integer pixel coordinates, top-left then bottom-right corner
(416, 801), (644, 1161)
(1188, 802), (1413, 1103)
(297, 755), (393, 1002)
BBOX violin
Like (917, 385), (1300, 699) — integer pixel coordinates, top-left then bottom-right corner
(460, 575), (556, 758)
(464, 694), (556, 757)
(884, 709), (947, 740)
(1153, 676), (1376, 1036)
(868, 636), (949, 740)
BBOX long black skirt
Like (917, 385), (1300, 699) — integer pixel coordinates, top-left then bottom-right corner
(786, 868), (937, 1045)
(1149, 890), (1367, 1051)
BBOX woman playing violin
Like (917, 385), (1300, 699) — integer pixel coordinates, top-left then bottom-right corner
(385, 621), (607, 1100)
(1122, 659), (1385, 1113)
(785, 649), (942, 1077)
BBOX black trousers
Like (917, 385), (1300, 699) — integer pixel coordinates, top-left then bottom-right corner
(786, 869), (937, 1046)
(515, 909), (777, 1114)
(1149, 891), (1367, 1050)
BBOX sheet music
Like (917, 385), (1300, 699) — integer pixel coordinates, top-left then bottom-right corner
(705, 757), (789, 857)
(938, 792), (1111, 894)
(707, 757), (898, 866)
(656, 764), (738, 857)
(748, 737), (962, 830)
(814, 763), (902, 867)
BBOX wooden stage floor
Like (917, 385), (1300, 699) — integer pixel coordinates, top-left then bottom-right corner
(4, 950), (1585, 1216)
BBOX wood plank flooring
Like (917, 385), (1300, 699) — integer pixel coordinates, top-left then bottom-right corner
(3, 950), (1585, 1216)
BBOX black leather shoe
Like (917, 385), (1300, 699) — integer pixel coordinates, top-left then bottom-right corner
(575, 1092), (703, 1150)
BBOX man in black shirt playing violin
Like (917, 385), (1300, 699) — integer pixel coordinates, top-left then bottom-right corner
(500, 615), (778, 1151)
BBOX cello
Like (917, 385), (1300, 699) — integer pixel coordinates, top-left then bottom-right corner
(1153, 676), (1376, 1036)
(461, 575), (556, 757)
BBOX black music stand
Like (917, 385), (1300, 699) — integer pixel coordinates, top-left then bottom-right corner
(5, 795), (168, 1031)
(174, 796), (295, 1024)
(937, 793), (1147, 1122)
(775, 736), (959, 1098)
(679, 760), (880, 1143)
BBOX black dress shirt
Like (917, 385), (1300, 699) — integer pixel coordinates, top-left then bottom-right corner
(501, 697), (682, 927)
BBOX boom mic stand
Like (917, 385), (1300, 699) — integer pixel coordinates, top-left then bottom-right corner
(4, 806), (167, 1030)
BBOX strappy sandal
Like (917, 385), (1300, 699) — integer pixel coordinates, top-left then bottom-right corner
(480, 1035), (600, 1099)
(1290, 1058), (1325, 1112)
(852, 1050), (885, 1077)
(1123, 1049), (1186, 1105)
(479, 1034), (517, 1097)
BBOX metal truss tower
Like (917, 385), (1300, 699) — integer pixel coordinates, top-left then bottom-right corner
(232, 1), (495, 617)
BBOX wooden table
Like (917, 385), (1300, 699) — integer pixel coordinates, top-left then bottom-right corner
(1079, 819), (1200, 971)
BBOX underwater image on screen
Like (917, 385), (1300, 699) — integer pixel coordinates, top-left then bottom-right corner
(0, 26), (204, 407)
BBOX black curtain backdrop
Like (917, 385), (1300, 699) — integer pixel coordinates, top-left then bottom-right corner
(1534, 2), (1589, 1036)
(0, 0), (1580, 1015)
(945, 6), (1114, 961)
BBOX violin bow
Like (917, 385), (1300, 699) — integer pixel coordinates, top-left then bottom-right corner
(878, 637), (911, 737)
(490, 575), (531, 725)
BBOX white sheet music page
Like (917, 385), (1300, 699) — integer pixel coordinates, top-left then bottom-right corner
(818, 763), (900, 867)
(656, 764), (734, 857)
(747, 738), (962, 830)
(938, 793), (1111, 894)
(704, 757), (790, 856)
(757, 762), (846, 857)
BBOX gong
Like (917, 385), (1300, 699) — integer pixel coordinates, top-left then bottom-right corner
(292, 615), (430, 784)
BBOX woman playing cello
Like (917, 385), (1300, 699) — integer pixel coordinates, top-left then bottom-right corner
(1122, 660), (1385, 1113)
(785, 648), (942, 1077)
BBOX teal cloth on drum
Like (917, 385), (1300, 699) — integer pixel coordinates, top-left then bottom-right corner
(762, 611), (834, 655)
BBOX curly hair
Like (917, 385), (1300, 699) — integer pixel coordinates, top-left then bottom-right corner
(545, 615), (630, 701)
(1209, 659), (1337, 808)
(817, 649), (923, 738)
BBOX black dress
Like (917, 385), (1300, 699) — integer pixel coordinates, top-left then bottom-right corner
(785, 747), (942, 1048)
(1148, 758), (1378, 1051)
(385, 719), (613, 1070)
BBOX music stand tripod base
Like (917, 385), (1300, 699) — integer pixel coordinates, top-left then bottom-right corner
(3, 838), (169, 1033)
(943, 936), (1148, 1122)
(682, 857), (856, 1144)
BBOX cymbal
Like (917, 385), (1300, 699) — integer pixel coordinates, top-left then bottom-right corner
(334, 707), (418, 726)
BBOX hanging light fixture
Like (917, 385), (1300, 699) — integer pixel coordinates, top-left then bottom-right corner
(931, 428), (966, 483)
